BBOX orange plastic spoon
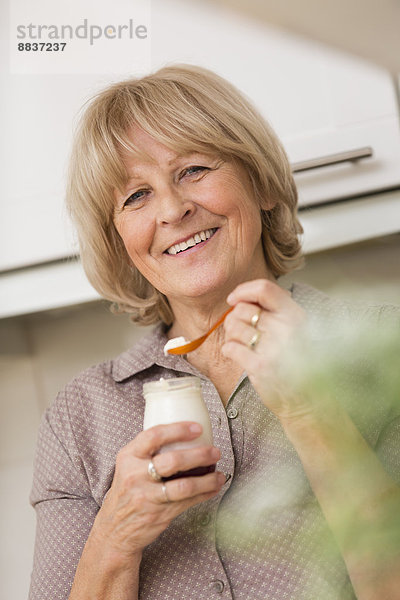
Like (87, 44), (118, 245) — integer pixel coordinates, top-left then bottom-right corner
(167, 306), (234, 355)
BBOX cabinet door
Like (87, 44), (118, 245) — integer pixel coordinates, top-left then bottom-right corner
(0, 73), (88, 271)
(286, 51), (400, 206)
(151, 0), (400, 208)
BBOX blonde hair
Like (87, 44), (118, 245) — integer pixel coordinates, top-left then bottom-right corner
(66, 64), (303, 326)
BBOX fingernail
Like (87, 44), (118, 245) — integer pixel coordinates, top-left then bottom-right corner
(189, 423), (202, 434)
(218, 472), (226, 485)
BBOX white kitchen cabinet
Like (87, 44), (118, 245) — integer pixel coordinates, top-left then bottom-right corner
(0, 73), (94, 271)
(287, 54), (400, 207)
(1, 0), (399, 277)
(211, 0), (400, 74)
(151, 0), (400, 208)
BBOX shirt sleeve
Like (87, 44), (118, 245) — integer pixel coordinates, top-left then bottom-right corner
(29, 388), (100, 600)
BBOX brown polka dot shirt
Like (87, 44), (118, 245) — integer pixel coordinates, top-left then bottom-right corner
(29, 283), (400, 599)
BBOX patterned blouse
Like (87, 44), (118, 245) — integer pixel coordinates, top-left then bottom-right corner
(29, 283), (400, 599)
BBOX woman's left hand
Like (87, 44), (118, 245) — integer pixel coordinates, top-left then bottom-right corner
(222, 279), (307, 421)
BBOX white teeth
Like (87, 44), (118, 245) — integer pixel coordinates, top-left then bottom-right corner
(166, 228), (216, 255)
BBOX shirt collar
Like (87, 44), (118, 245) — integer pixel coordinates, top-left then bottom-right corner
(111, 322), (199, 382)
(111, 282), (337, 382)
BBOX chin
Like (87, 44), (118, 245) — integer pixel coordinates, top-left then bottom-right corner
(170, 273), (232, 301)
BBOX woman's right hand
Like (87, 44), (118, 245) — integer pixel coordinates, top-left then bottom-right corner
(90, 422), (224, 565)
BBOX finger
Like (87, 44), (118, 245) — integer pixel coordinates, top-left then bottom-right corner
(153, 446), (221, 479)
(227, 279), (291, 313)
(224, 302), (263, 329)
(153, 486), (225, 525)
(161, 471), (226, 504)
(224, 313), (264, 345)
(130, 422), (203, 459)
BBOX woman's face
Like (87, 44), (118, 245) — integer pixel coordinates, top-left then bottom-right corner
(113, 126), (272, 305)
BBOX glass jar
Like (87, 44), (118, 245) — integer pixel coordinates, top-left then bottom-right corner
(143, 376), (215, 479)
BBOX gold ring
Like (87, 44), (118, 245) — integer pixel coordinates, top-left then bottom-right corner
(248, 330), (261, 350)
(161, 483), (170, 503)
(148, 460), (162, 482)
(250, 310), (261, 328)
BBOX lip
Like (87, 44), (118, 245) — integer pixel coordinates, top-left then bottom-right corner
(163, 227), (219, 254)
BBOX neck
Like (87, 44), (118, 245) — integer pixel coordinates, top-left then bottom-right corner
(165, 262), (274, 405)
(167, 262), (273, 342)
(184, 322), (245, 406)
(167, 294), (229, 343)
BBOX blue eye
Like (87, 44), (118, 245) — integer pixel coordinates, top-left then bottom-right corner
(181, 166), (209, 178)
(123, 189), (148, 208)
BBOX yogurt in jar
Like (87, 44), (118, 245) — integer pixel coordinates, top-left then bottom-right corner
(143, 376), (215, 479)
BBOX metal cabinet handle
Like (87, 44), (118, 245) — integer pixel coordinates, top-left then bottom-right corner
(291, 146), (373, 173)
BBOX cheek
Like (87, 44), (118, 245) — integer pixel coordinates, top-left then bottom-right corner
(249, 205), (263, 236)
(227, 193), (262, 237)
(215, 172), (259, 218)
(116, 216), (152, 262)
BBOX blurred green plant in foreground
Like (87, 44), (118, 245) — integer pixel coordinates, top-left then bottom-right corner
(208, 309), (400, 597)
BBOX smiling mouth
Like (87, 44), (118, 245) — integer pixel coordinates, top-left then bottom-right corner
(165, 228), (218, 255)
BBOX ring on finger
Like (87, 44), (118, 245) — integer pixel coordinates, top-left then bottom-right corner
(250, 309), (261, 328)
(248, 330), (261, 350)
(161, 483), (170, 503)
(148, 460), (162, 482)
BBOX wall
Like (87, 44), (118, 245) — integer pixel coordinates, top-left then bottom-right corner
(0, 233), (399, 599)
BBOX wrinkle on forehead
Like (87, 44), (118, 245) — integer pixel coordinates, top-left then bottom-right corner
(116, 123), (223, 181)
(116, 127), (176, 182)
(125, 152), (186, 182)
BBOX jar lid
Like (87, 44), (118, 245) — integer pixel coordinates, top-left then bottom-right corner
(143, 376), (201, 395)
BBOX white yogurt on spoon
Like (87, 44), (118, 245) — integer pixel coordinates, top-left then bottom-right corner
(163, 336), (188, 356)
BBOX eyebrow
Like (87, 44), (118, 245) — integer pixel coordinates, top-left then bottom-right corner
(125, 152), (208, 182)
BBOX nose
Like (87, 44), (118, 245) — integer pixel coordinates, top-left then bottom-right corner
(157, 184), (195, 225)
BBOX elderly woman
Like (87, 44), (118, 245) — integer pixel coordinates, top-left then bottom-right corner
(29, 65), (400, 600)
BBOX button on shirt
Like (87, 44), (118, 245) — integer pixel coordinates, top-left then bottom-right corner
(28, 283), (400, 600)
(226, 407), (238, 419)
